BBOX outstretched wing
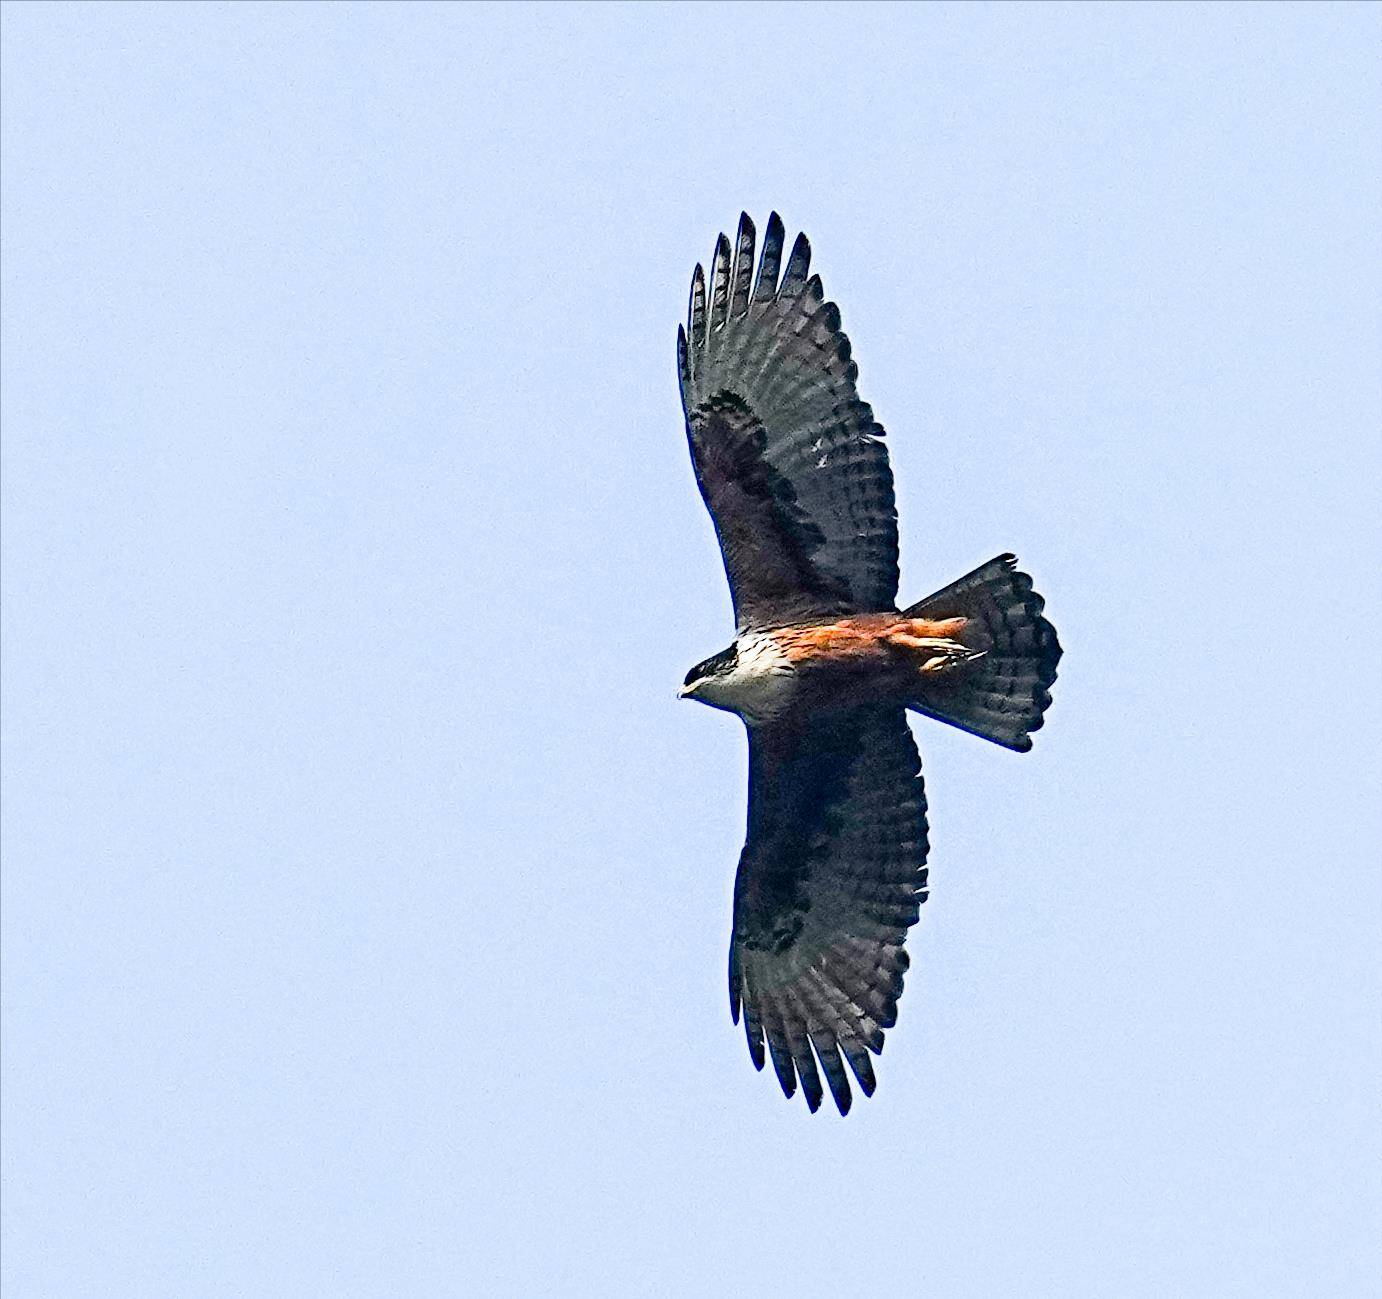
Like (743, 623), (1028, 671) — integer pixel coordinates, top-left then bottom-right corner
(678, 213), (900, 631)
(729, 706), (929, 1114)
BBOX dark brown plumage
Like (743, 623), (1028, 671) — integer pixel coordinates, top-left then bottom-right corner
(677, 214), (1061, 1114)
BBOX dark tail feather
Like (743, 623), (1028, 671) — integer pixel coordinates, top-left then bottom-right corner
(903, 554), (1061, 752)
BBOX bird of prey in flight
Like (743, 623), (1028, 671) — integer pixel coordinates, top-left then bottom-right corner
(677, 213), (1061, 1115)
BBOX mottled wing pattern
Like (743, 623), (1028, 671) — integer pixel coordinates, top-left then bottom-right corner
(729, 707), (929, 1114)
(678, 213), (900, 630)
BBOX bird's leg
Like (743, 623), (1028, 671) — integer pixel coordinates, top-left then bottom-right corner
(884, 618), (985, 673)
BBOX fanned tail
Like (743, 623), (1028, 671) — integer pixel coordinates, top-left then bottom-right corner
(903, 555), (1061, 752)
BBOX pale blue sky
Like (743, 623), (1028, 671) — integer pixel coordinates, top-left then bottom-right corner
(3, 3), (1379, 1296)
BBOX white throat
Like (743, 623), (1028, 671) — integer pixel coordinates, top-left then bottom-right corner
(691, 632), (796, 721)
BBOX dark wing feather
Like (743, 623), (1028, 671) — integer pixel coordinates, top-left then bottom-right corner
(679, 213), (900, 630)
(729, 707), (929, 1114)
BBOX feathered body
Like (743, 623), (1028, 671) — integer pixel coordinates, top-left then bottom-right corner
(682, 615), (981, 724)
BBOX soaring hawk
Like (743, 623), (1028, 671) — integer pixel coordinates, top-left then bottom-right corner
(677, 213), (1062, 1115)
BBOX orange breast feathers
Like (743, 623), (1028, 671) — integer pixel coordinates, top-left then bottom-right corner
(771, 615), (970, 666)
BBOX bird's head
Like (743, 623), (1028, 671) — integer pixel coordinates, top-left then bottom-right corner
(678, 644), (740, 709)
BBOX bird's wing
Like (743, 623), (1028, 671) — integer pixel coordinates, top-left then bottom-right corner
(678, 213), (900, 631)
(729, 705), (929, 1114)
